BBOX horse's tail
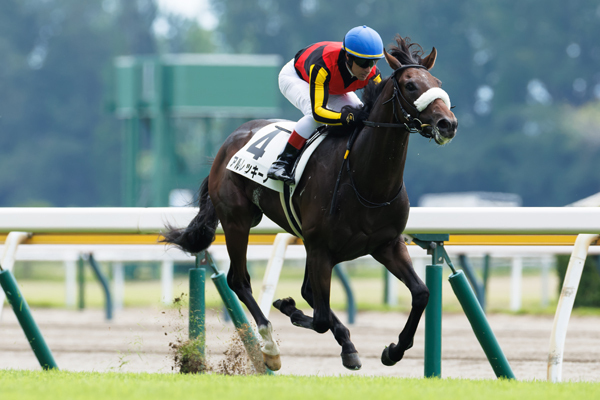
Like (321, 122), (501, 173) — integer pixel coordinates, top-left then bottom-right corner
(161, 177), (219, 253)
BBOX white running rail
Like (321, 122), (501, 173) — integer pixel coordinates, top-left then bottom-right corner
(547, 233), (600, 382)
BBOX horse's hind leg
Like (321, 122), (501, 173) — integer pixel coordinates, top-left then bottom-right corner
(371, 238), (429, 366)
(220, 212), (281, 371)
(273, 252), (361, 370)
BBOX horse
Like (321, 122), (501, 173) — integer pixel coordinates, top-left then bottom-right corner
(162, 35), (458, 372)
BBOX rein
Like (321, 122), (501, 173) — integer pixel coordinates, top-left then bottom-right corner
(329, 125), (403, 214)
(345, 153), (404, 208)
(329, 65), (430, 214)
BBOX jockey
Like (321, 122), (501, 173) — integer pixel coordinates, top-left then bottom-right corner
(267, 25), (384, 185)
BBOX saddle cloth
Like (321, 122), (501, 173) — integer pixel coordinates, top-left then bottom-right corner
(226, 121), (328, 239)
(226, 121), (327, 192)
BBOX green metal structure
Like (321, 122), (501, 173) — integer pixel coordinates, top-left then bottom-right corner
(412, 234), (515, 379)
(0, 269), (58, 370)
(112, 54), (282, 206)
(190, 251), (273, 375)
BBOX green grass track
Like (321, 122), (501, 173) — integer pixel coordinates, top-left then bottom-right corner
(1, 370), (599, 400)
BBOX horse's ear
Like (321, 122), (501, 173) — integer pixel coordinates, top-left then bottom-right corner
(422, 47), (437, 70)
(384, 49), (402, 70)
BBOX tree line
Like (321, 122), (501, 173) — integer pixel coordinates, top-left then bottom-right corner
(0, 0), (598, 206)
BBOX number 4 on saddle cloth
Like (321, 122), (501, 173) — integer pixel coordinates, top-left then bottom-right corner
(226, 121), (327, 192)
(226, 121), (327, 238)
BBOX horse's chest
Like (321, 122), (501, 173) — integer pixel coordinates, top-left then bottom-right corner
(325, 216), (406, 259)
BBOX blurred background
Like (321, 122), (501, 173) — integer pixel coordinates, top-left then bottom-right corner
(1, 0), (599, 208)
(1, 1), (600, 313)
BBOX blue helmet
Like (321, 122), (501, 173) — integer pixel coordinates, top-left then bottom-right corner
(342, 25), (384, 59)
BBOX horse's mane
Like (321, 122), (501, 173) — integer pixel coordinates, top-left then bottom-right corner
(327, 36), (426, 137)
(361, 36), (426, 113)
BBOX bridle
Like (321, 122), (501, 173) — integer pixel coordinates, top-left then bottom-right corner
(363, 64), (433, 139)
(330, 65), (432, 214)
(330, 64), (451, 213)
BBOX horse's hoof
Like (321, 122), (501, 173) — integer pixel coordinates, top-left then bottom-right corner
(381, 346), (398, 366)
(274, 297), (298, 317)
(262, 352), (281, 371)
(273, 297), (295, 310)
(341, 352), (362, 370)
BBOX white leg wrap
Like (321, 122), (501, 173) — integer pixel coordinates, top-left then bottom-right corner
(258, 322), (280, 356)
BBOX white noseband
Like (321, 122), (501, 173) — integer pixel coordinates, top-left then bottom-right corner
(414, 88), (451, 112)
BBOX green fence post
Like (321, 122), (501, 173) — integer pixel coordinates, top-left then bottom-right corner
(189, 257), (206, 358)
(0, 270), (58, 370)
(333, 264), (356, 325)
(77, 255), (85, 310)
(383, 266), (390, 304)
(413, 235), (449, 379)
(482, 254), (491, 296)
(200, 252), (273, 375)
(449, 270), (515, 379)
(424, 263), (443, 378)
(211, 270), (273, 375)
(87, 254), (113, 320)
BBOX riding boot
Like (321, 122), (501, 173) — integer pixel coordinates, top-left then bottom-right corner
(267, 143), (301, 185)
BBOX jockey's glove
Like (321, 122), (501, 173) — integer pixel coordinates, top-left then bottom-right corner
(340, 106), (369, 127)
(341, 109), (359, 127)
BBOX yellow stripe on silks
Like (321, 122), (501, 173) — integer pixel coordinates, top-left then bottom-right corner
(372, 74), (382, 84)
(310, 65), (343, 124)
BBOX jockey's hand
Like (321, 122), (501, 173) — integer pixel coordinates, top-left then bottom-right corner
(341, 107), (368, 127)
(341, 109), (360, 127)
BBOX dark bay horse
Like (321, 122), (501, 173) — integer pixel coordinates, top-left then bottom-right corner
(163, 36), (457, 371)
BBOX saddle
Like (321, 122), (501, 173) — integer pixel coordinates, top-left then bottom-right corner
(226, 121), (329, 238)
(226, 121), (327, 192)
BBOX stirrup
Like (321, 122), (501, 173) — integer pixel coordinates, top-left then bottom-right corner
(269, 170), (295, 185)
(267, 164), (295, 185)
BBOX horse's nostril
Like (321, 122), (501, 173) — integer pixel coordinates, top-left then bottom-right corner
(437, 118), (450, 131)
(436, 118), (457, 137)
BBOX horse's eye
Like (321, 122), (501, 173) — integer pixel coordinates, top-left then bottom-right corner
(405, 82), (416, 91)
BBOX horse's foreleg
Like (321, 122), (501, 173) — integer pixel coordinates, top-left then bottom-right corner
(272, 268), (329, 330)
(273, 249), (360, 369)
(274, 274), (359, 356)
(372, 238), (429, 366)
(222, 219), (281, 371)
(273, 296), (314, 328)
(300, 273), (361, 370)
(303, 249), (335, 335)
(273, 249), (334, 333)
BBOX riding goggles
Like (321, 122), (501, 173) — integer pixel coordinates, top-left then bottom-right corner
(352, 57), (378, 69)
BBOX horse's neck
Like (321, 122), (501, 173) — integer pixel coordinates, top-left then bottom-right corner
(351, 93), (410, 198)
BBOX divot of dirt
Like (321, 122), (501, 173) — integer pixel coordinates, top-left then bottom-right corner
(169, 332), (265, 375)
(166, 305), (267, 375)
(214, 333), (256, 375)
(234, 325), (267, 375)
(170, 338), (209, 374)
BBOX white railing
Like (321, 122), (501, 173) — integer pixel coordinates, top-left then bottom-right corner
(0, 207), (599, 234)
(0, 206), (598, 382)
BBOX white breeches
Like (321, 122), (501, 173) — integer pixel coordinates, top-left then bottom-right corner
(278, 59), (363, 139)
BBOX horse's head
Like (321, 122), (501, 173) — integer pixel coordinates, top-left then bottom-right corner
(383, 39), (457, 145)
